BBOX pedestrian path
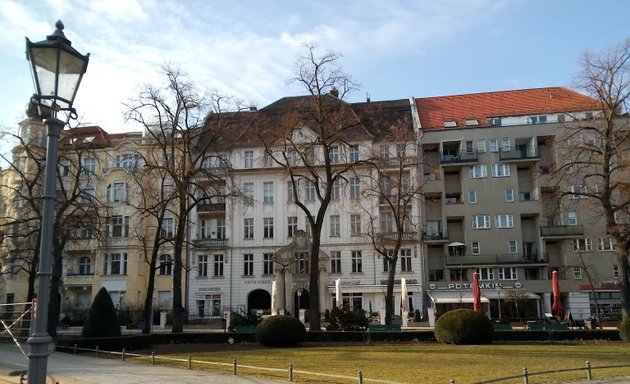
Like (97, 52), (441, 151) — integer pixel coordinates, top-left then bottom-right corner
(0, 343), (284, 384)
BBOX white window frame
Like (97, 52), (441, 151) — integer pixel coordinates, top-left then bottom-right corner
(572, 266), (582, 279)
(263, 253), (274, 275)
(400, 249), (412, 272)
(574, 238), (592, 252)
(598, 237), (615, 251)
(349, 145), (360, 163)
(243, 253), (254, 276)
(501, 137), (511, 152)
(472, 215), (491, 229)
(330, 215), (340, 237)
(567, 212), (577, 226)
(471, 241), (480, 255)
(469, 164), (488, 179)
(351, 250), (363, 273)
(329, 146), (339, 164)
(243, 182), (254, 203)
(505, 188), (514, 202)
(330, 251), (342, 274)
(244, 218), (254, 239)
(287, 216), (298, 238)
(213, 254), (224, 277)
(489, 139), (499, 152)
(350, 214), (361, 237)
(468, 190), (477, 204)
(499, 267), (517, 280)
(263, 217), (274, 239)
(305, 181), (316, 201)
(263, 181), (274, 203)
(197, 255), (208, 277)
(244, 151), (253, 168)
(508, 240), (518, 254)
(349, 177), (360, 199)
(476, 267), (494, 280)
(495, 214), (514, 228)
(491, 163), (511, 177)
(477, 139), (486, 153)
(331, 180), (340, 200)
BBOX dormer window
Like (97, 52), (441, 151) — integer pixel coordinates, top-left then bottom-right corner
(465, 118), (479, 126)
(488, 117), (502, 127)
(83, 136), (94, 143)
(528, 115), (547, 124)
(444, 120), (457, 128)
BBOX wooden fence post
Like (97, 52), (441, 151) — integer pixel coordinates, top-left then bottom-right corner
(122, 348), (125, 361)
(358, 370), (363, 384)
(233, 359), (237, 375)
(523, 367), (529, 384)
(151, 352), (155, 365)
(586, 361), (592, 380)
(187, 355), (192, 370)
(289, 364), (293, 382)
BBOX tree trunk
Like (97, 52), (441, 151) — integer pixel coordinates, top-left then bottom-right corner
(384, 257), (398, 325)
(308, 234), (321, 331)
(618, 245), (630, 319)
(171, 206), (187, 333)
(142, 253), (158, 334)
(47, 246), (64, 337)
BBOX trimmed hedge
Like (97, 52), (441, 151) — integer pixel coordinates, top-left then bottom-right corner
(435, 309), (494, 345)
(81, 287), (120, 338)
(619, 319), (630, 341)
(256, 315), (306, 347)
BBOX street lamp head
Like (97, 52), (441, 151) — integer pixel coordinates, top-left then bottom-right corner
(25, 20), (90, 119)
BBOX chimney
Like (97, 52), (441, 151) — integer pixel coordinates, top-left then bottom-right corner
(249, 106), (257, 112)
(330, 87), (339, 98)
(366, 92), (371, 103)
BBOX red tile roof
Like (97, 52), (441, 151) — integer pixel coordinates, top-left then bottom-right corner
(416, 87), (601, 130)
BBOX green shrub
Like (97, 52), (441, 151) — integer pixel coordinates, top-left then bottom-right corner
(327, 306), (368, 331)
(256, 315), (306, 347)
(81, 287), (121, 338)
(619, 318), (630, 341)
(434, 309), (493, 345)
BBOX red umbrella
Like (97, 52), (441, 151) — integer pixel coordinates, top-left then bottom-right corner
(473, 272), (481, 312)
(551, 270), (563, 319)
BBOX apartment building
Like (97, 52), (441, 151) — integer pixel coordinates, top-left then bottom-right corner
(416, 87), (621, 323)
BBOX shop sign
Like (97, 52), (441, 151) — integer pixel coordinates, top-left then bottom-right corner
(428, 281), (522, 290)
(244, 279), (273, 285)
(379, 279), (418, 285)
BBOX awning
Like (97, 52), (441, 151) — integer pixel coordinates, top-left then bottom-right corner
(483, 291), (540, 300)
(427, 291), (489, 304)
(327, 284), (423, 294)
(448, 242), (465, 247)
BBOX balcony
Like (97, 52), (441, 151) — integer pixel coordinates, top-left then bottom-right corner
(499, 146), (540, 161)
(540, 225), (584, 238)
(197, 202), (226, 213)
(424, 231), (449, 244)
(376, 232), (417, 242)
(446, 253), (548, 265)
(193, 238), (228, 249)
(63, 273), (94, 286)
(379, 156), (416, 169)
(440, 150), (478, 165)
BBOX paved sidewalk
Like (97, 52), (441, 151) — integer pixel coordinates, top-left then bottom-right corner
(0, 343), (284, 384)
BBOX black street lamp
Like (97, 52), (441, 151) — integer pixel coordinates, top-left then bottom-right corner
(25, 20), (89, 384)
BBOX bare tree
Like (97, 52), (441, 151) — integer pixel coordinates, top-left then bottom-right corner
(554, 40), (630, 318)
(257, 43), (360, 330)
(124, 64), (241, 332)
(0, 117), (105, 336)
(356, 103), (421, 324)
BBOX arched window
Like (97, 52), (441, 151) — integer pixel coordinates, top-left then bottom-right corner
(78, 257), (91, 275)
(159, 254), (172, 275)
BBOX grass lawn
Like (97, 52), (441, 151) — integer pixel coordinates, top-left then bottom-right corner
(135, 341), (630, 384)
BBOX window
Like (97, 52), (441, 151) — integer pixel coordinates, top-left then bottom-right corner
(263, 253), (274, 275)
(305, 180), (316, 201)
(491, 164), (510, 177)
(116, 153), (137, 171)
(505, 188), (514, 202)
(383, 250), (393, 272)
(489, 118), (502, 127)
(476, 267), (494, 280)
(465, 141), (474, 153)
(78, 257), (91, 275)
(244, 151), (253, 168)
(329, 146), (339, 164)
(197, 255), (208, 277)
(477, 139), (486, 153)
(349, 177), (360, 199)
(263, 218), (274, 239)
(501, 137), (510, 152)
(380, 145), (390, 159)
(217, 219), (226, 239)
(429, 269), (445, 281)
(107, 181), (127, 203)
(244, 218), (254, 239)
(350, 214), (361, 237)
(158, 254), (172, 275)
(380, 212), (394, 233)
(567, 212), (577, 225)
(529, 115), (547, 124)
(400, 249), (412, 272)
(351, 251), (362, 273)
(161, 217), (174, 238)
(243, 254), (254, 276)
(508, 240), (518, 254)
(287, 216), (298, 238)
(331, 180), (340, 200)
(330, 251), (341, 274)
(495, 215), (514, 228)
(468, 190), (477, 204)
(263, 151), (274, 167)
(330, 215), (340, 237)
(571, 185), (587, 199)
(294, 252), (309, 274)
(108, 216), (129, 238)
(469, 164), (487, 178)
(103, 253), (127, 275)
(263, 181), (274, 203)
(349, 145), (360, 163)
(498, 267), (517, 280)
(287, 181), (295, 202)
(489, 139), (499, 152)
(572, 266), (582, 279)
(81, 157), (96, 174)
(287, 149), (298, 166)
(471, 242), (480, 255)
(574, 238), (593, 252)
(472, 215), (491, 229)
(213, 254), (224, 277)
(598, 237), (615, 251)
(243, 182), (254, 203)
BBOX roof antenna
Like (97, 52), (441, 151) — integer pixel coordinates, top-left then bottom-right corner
(366, 92), (371, 103)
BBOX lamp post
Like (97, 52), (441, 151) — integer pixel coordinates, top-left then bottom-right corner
(496, 284), (502, 320)
(25, 20), (89, 384)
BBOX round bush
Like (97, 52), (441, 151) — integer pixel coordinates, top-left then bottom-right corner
(81, 287), (121, 338)
(434, 309), (494, 345)
(619, 318), (630, 341)
(256, 315), (306, 347)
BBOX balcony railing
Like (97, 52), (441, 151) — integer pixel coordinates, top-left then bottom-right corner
(446, 253), (548, 265)
(197, 202), (226, 213)
(540, 225), (584, 238)
(377, 232), (417, 241)
(440, 150), (478, 165)
(499, 146), (540, 161)
(193, 238), (228, 248)
(379, 156), (416, 168)
(63, 273), (95, 286)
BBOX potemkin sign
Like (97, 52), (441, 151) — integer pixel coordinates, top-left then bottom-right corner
(428, 282), (522, 290)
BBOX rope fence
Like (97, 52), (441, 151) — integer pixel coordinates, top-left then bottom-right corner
(55, 344), (405, 384)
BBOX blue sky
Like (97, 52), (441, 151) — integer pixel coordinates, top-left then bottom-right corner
(0, 0), (629, 135)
